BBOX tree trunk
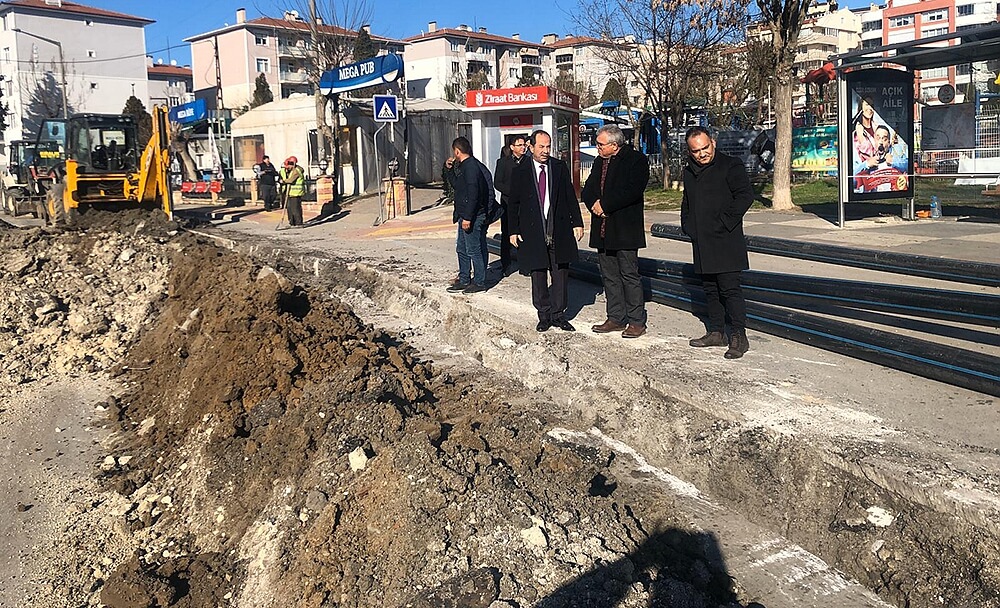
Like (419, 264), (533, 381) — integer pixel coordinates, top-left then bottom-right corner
(170, 125), (199, 182)
(660, 118), (671, 189)
(771, 68), (796, 211)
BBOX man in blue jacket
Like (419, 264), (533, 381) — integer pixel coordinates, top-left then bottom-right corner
(443, 137), (491, 293)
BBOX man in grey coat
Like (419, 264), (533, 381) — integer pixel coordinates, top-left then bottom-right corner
(681, 126), (754, 359)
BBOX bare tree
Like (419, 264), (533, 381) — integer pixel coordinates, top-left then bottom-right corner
(276, 0), (371, 196)
(756, 0), (812, 210)
(573, 0), (749, 187)
(19, 58), (78, 139)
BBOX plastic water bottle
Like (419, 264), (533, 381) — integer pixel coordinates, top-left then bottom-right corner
(930, 196), (942, 218)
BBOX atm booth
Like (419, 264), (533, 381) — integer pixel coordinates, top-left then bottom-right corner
(464, 86), (582, 191)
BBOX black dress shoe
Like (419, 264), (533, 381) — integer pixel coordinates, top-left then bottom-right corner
(553, 319), (575, 331)
(535, 320), (551, 332)
(446, 283), (469, 292)
(463, 283), (487, 294)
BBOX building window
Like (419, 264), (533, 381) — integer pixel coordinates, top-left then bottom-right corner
(452, 61), (460, 74)
(556, 53), (573, 63)
(957, 23), (980, 31)
(923, 27), (948, 37)
(450, 41), (460, 52)
(861, 38), (880, 49)
(256, 58), (270, 73)
(889, 15), (914, 27)
(957, 4), (974, 16)
(862, 20), (882, 32)
(87, 49), (96, 58)
(168, 96), (180, 107)
(510, 50), (519, 58)
(921, 67), (948, 79)
(510, 67), (517, 77)
(255, 34), (268, 45)
(956, 63), (971, 75)
(923, 9), (947, 22)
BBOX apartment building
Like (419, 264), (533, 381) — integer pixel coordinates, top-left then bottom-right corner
(0, 0), (152, 144)
(403, 22), (551, 101)
(793, 5), (862, 116)
(147, 58), (192, 109)
(859, 0), (999, 103)
(543, 34), (624, 106)
(184, 8), (405, 109)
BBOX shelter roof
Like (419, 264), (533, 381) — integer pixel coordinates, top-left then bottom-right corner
(835, 23), (1000, 71)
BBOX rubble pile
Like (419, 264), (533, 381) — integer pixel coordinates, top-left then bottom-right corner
(1, 215), (757, 608)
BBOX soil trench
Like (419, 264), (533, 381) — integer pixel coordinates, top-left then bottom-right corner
(0, 212), (996, 608)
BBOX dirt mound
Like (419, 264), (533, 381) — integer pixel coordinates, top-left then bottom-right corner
(97, 238), (756, 607)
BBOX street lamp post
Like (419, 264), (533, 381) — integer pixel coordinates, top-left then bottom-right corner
(14, 28), (68, 118)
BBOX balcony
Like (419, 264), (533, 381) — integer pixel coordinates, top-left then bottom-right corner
(278, 43), (311, 58)
(279, 70), (310, 83)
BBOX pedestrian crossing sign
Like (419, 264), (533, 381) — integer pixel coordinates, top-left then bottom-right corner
(373, 95), (399, 122)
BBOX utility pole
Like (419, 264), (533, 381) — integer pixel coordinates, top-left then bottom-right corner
(213, 37), (224, 111)
(310, 0), (329, 166)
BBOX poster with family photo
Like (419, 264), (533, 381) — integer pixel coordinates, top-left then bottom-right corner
(846, 68), (914, 201)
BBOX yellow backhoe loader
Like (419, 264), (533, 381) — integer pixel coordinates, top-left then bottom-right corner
(30, 105), (173, 225)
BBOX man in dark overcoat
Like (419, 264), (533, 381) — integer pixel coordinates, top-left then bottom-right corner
(681, 126), (754, 359)
(509, 130), (584, 332)
(494, 135), (527, 276)
(581, 124), (650, 338)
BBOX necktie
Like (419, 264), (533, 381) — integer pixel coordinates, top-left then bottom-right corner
(599, 159), (609, 238)
(537, 164), (546, 216)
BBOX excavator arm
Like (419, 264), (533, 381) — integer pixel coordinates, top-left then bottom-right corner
(124, 105), (173, 219)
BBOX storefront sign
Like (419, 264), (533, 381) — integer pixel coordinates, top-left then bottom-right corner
(320, 53), (403, 96)
(466, 87), (579, 111)
(846, 68), (914, 201)
(169, 99), (207, 125)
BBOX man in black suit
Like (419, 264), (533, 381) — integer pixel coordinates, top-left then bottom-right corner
(681, 126), (754, 359)
(508, 130), (585, 332)
(581, 124), (650, 339)
(493, 135), (527, 275)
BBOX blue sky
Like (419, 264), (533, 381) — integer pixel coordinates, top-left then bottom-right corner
(92, 0), (581, 67)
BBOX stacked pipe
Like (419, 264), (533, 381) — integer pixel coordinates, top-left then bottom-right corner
(487, 236), (1000, 397)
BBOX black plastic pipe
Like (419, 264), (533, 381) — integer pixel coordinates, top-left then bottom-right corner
(490, 240), (1000, 397)
(650, 223), (1000, 288)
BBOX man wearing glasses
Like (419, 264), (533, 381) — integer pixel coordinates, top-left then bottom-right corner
(494, 136), (527, 275)
(681, 126), (753, 359)
(581, 124), (650, 338)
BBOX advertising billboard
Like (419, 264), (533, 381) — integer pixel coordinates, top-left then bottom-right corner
(792, 125), (838, 174)
(846, 69), (914, 201)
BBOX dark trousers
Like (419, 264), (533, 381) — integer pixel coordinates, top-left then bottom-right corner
(499, 204), (513, 271)
(702, 271), (746, 332)
(531, 246), (570, 322)
(287, 196), (303, 226)
(259, 184), (277, 210)
(598, 249), (645, 325)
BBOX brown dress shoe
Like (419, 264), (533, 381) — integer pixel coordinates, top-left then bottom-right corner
(591, 319), (627, 333)
(621, 323), (646, 338)
(689, 331), (726, 347)
(724, 331), (750, 359)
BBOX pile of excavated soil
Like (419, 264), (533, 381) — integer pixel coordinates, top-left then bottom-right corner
(83, 225), (761, 607)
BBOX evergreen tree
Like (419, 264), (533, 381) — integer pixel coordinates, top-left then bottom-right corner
(352, 28), (379, 97)
(601, 78), (627, 103)
(0, 76), (9, 133)
(122, 95), (152, 149)
(250, 73), (273, 108)
(352, 27), (377, 61)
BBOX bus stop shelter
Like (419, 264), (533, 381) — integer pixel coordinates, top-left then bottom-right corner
(833, 23), (1000, 227)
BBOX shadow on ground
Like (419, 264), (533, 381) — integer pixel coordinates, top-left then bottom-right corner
(536, 528), (766, 608)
